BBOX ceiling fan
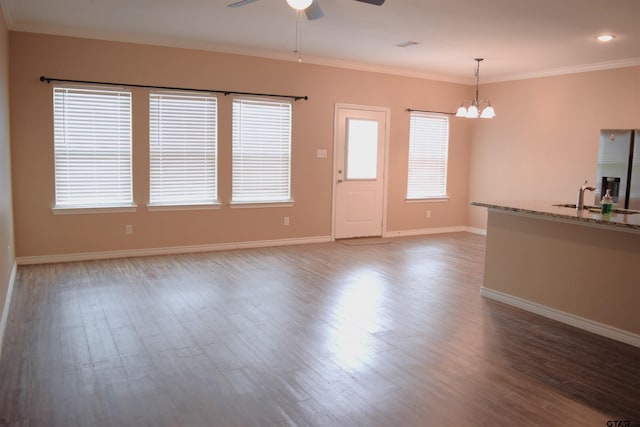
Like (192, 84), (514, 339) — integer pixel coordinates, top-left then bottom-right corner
(227, 0), (385, 21)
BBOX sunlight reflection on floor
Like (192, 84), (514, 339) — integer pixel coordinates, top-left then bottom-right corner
(326, 268), (389, 371)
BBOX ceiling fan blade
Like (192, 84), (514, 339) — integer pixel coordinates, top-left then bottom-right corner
(353, 0), (385, 5)
(305, 0), (324, 20)
(227, 0), (259, 8)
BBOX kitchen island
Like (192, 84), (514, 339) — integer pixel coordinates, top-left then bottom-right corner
(472, 200), (640, 347)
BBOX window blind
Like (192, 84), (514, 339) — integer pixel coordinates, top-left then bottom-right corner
(407, 111), (449, 199)
(232, 97), (292, 204)
(53, 86), (133, 208)
(149, 92), (218, 206)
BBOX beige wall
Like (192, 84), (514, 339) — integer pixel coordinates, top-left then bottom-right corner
(468, 67), (640, 229)
(482, 210), (640, 336)
(14, 31), (637, 258)
(9, 32), (472, 258)
(0, 7), (16, 342)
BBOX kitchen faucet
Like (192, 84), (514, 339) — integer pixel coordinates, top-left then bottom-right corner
(576, 180), (595, 210)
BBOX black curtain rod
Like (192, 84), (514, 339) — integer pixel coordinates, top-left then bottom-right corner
(39, 76), (309, 101)
(406, 108), (454, 116)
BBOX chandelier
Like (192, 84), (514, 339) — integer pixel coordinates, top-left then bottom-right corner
(455, 58), (495, 119)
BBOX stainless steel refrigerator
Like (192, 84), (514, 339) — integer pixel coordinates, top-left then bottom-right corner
(595, 129), (640, 210)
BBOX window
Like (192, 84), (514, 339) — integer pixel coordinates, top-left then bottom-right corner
(149, 92), (218, 207)
(407, 112), (449, 200)
(232, 97), (292, 204)
(53, 86), (133, 210)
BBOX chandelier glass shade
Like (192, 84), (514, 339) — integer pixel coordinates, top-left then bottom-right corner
(455, 58), (495, 119)
(287, 0), (313, 10)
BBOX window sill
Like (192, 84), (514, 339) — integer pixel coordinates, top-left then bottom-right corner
(52, 204), (138, 215)
(229, 200), (295, 209)
(147, 203), (222, 212)
(405, 196), (450, 203)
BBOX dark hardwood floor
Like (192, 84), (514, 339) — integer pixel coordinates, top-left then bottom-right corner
(0, 233), (639, 426)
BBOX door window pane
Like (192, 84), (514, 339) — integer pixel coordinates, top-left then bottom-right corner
(346, 119), (378, 180)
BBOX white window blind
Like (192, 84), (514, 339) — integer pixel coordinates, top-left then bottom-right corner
(407, 112), (449, 199)
(232, 97), (292, 204)
(53, 86), (133, 208)
(149, 92), (218, 206)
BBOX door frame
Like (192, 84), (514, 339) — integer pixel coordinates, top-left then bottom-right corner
(332, 103), (391, 240)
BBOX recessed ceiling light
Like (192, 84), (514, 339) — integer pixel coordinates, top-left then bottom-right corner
(596, 34), (616, 42)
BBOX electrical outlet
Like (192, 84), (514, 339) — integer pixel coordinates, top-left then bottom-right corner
(125, 224), (133, 235)
(426, 210), (431, 218)
(283, 216), (290, 226)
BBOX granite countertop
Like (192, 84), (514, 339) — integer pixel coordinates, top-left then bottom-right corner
(471, 200), (640, 232)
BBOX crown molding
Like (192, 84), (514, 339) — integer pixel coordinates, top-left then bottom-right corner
(9, 22), (472, 84)
(489, 57), (640, 84)
(7, 19), (640, 86)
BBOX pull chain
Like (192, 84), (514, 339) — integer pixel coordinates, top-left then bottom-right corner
(294, 10), (303, 62)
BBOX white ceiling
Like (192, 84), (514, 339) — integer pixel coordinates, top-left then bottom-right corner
(2, 0), (640, 84)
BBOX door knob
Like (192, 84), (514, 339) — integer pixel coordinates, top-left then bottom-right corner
(337, 179), (343, 183)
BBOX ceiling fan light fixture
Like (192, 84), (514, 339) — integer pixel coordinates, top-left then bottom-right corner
(287, 0), (313, 10)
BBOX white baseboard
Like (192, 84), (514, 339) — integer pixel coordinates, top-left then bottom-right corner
(15, 226), (486, 266)
(384, 226), (486, 237)
(465, 226), (487, 236)
(481, 287), (640, 348)
(17, 236), (333, 265)
(383, 226), (469, 238)
(16, 229), (486, 265)
(0, 262), (17, 359)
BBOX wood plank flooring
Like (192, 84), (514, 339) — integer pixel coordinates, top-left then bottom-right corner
(0, 233), (639, 426)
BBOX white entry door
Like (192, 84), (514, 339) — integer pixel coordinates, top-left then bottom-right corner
(333, 105), (388, 239)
